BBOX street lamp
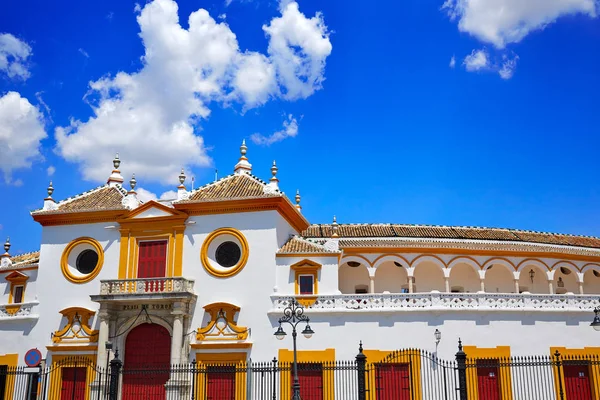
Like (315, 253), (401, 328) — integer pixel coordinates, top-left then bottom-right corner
(591, 307), (600, 331)
(274, 298), (314, 400)
(529, 269), (535, 284)
(434, 329), (441, 352)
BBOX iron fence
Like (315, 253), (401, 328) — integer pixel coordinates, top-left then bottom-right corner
(1, 343), (600, 399)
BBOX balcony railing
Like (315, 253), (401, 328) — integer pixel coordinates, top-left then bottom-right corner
(99, 277), (195, 296)
(0, 301), (39, 320)
(271, 292), (600, 313)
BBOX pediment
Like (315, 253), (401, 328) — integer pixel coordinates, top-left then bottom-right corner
(120, 200), (187, 221)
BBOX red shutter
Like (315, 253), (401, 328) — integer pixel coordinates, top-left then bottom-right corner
(207, 366), (236, 400)
(376, 363), (410, 400)
(122, 323), (171, 400)
(61, 367), (87, 400)
(294, 363), (323, 400)
(137, 241), (167, 279)
(477, 360), (501, 400)
(564, 363), (592, 400)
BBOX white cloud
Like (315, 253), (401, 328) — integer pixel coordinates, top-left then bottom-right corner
(78, 48), (90, 58)
(47, 166), (55, 176)
(442, 0), (598, 48)
(449, 55), (456, 68)
(251, 114), (299, 146)
(0, 92), (47, 184)
(499, 54), (519, 79)
(463, 49), (489, 71)
(159, 190), (177, 200)
(136, 187), (158, 202)
(0, 33), (32, 80)
(55, 0), (332, 184)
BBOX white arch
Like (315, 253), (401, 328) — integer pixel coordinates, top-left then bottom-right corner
(373, 255), (409, 270)
(517, 259), (549, 274)
(482, 258), (515, 274)
(552, 261), (582, 283)
(411, 255), (446, 272)
(448, 257), (481, 275)
(340, 255), (373, 269)
(582, 264), (600, 274)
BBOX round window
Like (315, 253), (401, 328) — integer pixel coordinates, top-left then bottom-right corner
(76, 249), (99, 274)
(216, 241), (241, 268)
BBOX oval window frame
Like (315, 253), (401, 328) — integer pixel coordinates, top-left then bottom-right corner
(201, 228), (249, 278)
(60, 237), (104, 284)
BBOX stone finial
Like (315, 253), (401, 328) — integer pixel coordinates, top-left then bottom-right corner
(178, 169), (186, 189)
(43, 181), (58, 211)
(129, 174), (137, 192)
(295, 190), (302, 212)
(0, 237), (11, 268)
(268, 160), (279, 191)
(234, 139), (252, 175)
(107, 153), (124, 187)
(332, 215), (339, 238)
(3, 237), (10, 254)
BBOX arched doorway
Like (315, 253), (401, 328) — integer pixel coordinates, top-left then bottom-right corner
(122, 323), (171, 399)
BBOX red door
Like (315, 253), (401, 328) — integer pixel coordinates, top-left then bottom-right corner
(138, 241), (167, 278)
(477, 360), (501, 400)
(206, 366), (236, 400)
(296, 363), (323, 400)
(122, 323), (171, 400)
(564, 363), (592, 400)
(376, 363), (410, 400)
(61, 367), (86, 400)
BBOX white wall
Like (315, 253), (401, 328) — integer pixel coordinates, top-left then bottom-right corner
(413, 261), (445, 292)
(484, 265), (515, 293)
(449, 263), (480, 293)
(339, 264), (369, 294)
(374, 263), (407, 293)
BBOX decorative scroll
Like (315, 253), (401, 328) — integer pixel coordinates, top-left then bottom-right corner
(52, 307), (98, 343)
(196, 302), (248, 341)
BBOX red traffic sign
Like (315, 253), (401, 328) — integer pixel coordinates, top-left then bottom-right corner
(24, 349), (42, 367)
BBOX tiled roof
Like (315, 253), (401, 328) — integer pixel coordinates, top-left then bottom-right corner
(177, 173), (281, 203)
(278, 236), (340, 254)
(303, 224), (600, 250)
(32, 185), (127, 214)
(9, 251), (39, 267)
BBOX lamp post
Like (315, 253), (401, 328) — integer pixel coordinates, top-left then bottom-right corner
(591, 307), (600, 331)
(434, 329), (442, 351)
(274, 298), (315, 400)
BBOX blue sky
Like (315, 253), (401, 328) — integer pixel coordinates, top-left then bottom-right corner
(1, 0), (599, 254)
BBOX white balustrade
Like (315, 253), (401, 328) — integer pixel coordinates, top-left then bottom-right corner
(99, 277), (195, 296)
(271, 292), (600, 313)
(0, 301), (39, 319)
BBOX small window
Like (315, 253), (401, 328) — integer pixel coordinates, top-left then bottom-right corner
(76, 249), (99, 274)
(355, 285), (368, 294)
(299, 275), (314, 295)
(215, 241), (242, 268)
(13, 286), (24, 304)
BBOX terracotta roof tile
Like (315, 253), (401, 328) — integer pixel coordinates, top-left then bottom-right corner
(32, 185), (127, 214)
(303, 224), (600, 250)
(278, 237), (340, 254)
(9, 251), (39, 267)
(178, 173), (281, 203)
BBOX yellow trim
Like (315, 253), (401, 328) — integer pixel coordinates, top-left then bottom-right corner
(48, 354), (97, 400)
(363, 350), (422, 400)
(46, 345), (98, 352)
(174, 226), (185, 276)
(551, 347), (600, 400)
(60, 237), (104, 284)
(197, 302), (249, 341)
(32, 209), (125, 226)
(6, 271), (29, 314)
(195, 352), (248, 400)
(0, 353), (19, 399)
(191, 342), (252, 350)
(463, 346), (512, 400)
(52, 307), (98, 344)
(278, 349), (335, 400)
(118, 229), (129, 279)
(201, 228), (249, 278)
(290, 260), (320, 305)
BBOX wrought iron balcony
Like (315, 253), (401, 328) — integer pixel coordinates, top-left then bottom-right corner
(93, 277), (196, 301)
(270, 292), (600, 313)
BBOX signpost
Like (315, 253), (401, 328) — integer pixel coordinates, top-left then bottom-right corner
(24, 349), (42, 367)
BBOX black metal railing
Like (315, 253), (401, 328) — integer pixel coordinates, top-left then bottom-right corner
(2, 343), (600, 399)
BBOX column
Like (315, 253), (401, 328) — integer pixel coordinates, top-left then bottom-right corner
(444, 277), (450, 293)
(170, 302), (185, 365)
(408, 277), (414, 293)
(579, 282), (584, 295)
(514, 280), (520, 293)
(480, 279), (485, 293)
(96, 308), (110, 368)
(369, 276), (375, 294)
(548, 280), (554, 294)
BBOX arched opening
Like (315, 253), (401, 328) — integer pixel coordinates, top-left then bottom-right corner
(553, 265), (579, 294)
(484, 264), (515, 293)
(374, 262), (408, 293)
(339, 263), (370, 294)
(123, 323), (171, 399)
(449, 263), (480, 293)
(583, 267), (600, 294)
(518, 264), (549, 294)
(413, 260), (445, 292)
